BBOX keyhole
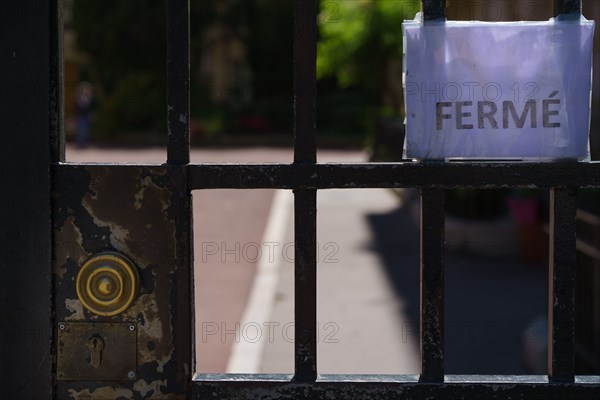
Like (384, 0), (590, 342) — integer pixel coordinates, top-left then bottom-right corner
(87, 336), (105, 368)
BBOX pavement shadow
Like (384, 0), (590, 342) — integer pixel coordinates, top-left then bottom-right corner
(366, 203), (548, 374)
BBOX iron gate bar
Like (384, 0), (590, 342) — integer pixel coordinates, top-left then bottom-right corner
(294, 0), (317, 165)
(49, 0), (64, 163)
(56, 162), (600, 189)
(166, 0), (190, 165)
(556, 0), (583, 16)
(294, 188), (318, 380)
(549, 187), (578, 382)
(293, 0), (318, 381)
(166, 1), (194, 388)
(191, 374), (600, 399)
(420, 189), (445, 382)
(423, 0), (446, 21)
(186, 162), (600, 189)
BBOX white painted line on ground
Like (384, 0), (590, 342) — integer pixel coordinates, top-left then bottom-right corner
(225, 189), (293, 373)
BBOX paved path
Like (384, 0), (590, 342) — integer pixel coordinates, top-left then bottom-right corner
(257, 188), (420, 374)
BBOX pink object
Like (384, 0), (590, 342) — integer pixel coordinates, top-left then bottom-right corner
(507, 198), (539, 225)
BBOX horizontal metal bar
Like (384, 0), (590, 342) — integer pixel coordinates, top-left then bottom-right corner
(192, 374), (600, 400)
(187, 162), (600, 189)
(56, 162), (600, 189)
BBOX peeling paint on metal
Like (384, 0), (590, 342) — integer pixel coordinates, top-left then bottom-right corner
(133, 379), (167, 398)
(54, 165), (190, 398)
(54, 215), (86, 278)
(134, 176), (152, 210)
(82, 167), (173, 268)
(81, 168), (177, 371)
(126, 293), (172, 371)
(68, 386), (133, 400)
(64, 298), (85, 321)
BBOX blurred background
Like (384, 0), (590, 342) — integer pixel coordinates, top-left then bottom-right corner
(64, 0), (600, 376)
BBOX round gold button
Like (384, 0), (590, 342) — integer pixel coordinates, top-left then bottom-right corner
(96, 276), (116, 296)
(76, 252), (140, 316)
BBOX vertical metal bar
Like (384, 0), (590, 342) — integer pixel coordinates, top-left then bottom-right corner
(549, 3), (581, 379)
(420, 188), (445, 382)
(423, 0), (446, 21)
(172, 168), (193, 395)
(166, 0), (190, 164)
(0, 0), (53, 397)
(50, 0), (65, 162)
(294, 0), (317, 164)
(554, 0), (582, 16)
(165, 1), (192, 390)
(293, 0), (317, 380)
(548, 187), (577, 382)
(294, 189), (318, 380)
(48, 2), (63, 397)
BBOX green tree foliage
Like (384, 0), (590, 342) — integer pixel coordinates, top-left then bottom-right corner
(317, 0), (419, 114)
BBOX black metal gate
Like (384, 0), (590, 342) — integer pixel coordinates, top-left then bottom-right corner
(2, 0), (600, 398)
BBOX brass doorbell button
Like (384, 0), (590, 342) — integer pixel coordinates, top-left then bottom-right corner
(76, 252), (140, 316)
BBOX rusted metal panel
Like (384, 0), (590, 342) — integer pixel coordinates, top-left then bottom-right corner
(52, 165), (191, 399)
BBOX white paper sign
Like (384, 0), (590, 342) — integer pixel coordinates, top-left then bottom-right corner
(403, 16), (594, 160)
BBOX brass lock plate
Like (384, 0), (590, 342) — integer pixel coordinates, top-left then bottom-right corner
(57, 322), (137, 381)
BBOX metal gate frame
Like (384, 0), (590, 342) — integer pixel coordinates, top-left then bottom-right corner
(193, 0), (600, 398)
(196, 0), (600, 400)
(2, 0), (600, 398)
